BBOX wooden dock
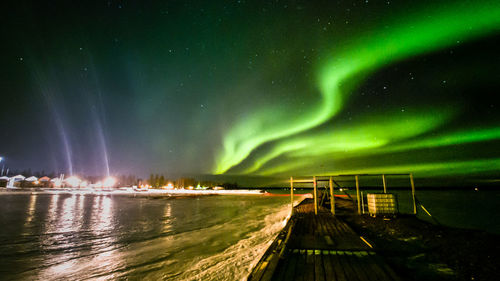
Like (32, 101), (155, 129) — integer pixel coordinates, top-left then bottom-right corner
(248, 198), (400, 281)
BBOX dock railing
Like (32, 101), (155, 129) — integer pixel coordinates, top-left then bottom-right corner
(290, 173), (417, 215)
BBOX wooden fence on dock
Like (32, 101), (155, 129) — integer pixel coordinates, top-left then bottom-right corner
(249, 173), (419, 281)
(289, 173), (417, 215)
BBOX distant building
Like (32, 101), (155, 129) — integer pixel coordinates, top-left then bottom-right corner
(9, 175), (25, 187)
(39, 176), (51, 187)
(0, 176), (9, 187)
(24, 176), (38, 187)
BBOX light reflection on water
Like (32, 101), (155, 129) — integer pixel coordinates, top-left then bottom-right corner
(91, 195), (114, 233)
(0, 194), (291, 280)
(45, 194), (60, 234)
(23, 194), (37, 229)
(32, 194), (124, 280)
(163, 203), (172, 233)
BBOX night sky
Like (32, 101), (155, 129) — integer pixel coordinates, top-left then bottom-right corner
(1, 0), (499, 183)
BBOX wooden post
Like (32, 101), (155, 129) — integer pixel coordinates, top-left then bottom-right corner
(410, 173), (417, 214)
(290, 177), (294, 214)
(361, 191), (365, 214)
(382, 174), (387, 193)
(355, 175), (361, 214)
(313, 176), (318, 215)
(329, 176), (335, 215)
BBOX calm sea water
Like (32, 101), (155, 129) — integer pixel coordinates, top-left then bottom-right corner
(0, 193), (293, 280)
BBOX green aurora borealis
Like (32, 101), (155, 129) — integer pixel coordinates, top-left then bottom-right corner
(216, 0), (500, 178)
(1, 0), (500, 183)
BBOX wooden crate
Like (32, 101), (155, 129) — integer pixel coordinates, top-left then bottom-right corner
(367, 193), (398, 216)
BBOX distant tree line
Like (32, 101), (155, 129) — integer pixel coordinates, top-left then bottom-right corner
(148, 174), (170, 187)
(3, 169), (58, 178)
(146, 173), (239, 189)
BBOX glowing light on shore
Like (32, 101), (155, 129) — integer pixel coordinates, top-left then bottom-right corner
(65, 176), (81, 188)
(52, 178), (63, 188)
(102, 176), (117, 188)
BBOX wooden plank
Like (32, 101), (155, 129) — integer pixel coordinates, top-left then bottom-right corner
(315, 215), (323, 237)
(329, 220), (353, 249)
(321, 215), (330, 236)
(292, 179), (315, 183)
(314, 251), (326, 281)
(356, 175), (361, 214)
(410, 173), (416, 214)
(329, 251), (347, 281)
(290, 176), (294, 215)
(329, 217), (343, 237)
(319, 216), (335, 248)
(338, 218), (356, 235)
(324, 235), (334, 247)
(345, 251), (372, 281)
(279, 220), (295, 258)
(308, 215), (313, 230)
(320, 215), (334, 236)
(305, 250), (315, 281)
(294, 217), (302, 236)
(250, 259), (269, 281)
(313, 176), (318, 215)
(312, 215), (317, 236)
(331, 173), (410, 177)
(329, 176), (335, 215)
(280, 251), (299, 281)
(329, 219), (345, 247)
(270, 258), (288, 281)
(335, 219), (367, 250)
(382, 174), (387, 193)
(322, 251), (337, 281)
(335, 251), (360, 281)
(260, 253), (283, 281)
(338, 219), (353, 235)
(317, 215), (324, 235)
(313, 215), (334, 249)
(293, 250), (307, 281)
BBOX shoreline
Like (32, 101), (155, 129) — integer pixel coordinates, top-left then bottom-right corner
(0, 187), (266, 197)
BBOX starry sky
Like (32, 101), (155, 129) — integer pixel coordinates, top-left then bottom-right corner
(1, 0), (499, 184)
